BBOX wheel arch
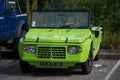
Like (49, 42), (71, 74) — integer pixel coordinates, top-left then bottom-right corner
(89, 42), (93, 59)
(86, 41), (93, 60)
(17, 20), (29, 37)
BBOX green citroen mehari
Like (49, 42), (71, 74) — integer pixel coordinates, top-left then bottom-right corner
(19, 10), (102, 74)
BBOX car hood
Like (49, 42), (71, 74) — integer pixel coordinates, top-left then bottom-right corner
(24, 29), (91, 43)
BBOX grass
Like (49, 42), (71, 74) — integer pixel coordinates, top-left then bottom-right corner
(101, 30), (120, 53)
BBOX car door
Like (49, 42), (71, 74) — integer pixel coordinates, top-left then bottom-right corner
(4, 0), (16, 39)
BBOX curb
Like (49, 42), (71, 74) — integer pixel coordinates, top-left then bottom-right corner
(100, 52), (120, 59)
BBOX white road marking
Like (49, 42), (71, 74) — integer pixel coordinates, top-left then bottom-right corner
(104, 60), (120, 80)
(0, 60), (19, 70)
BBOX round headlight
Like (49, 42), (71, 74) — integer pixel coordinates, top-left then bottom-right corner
(68, 46), (78, 54)
(68, 46), (82, 55)
(24, 45), (36, 54)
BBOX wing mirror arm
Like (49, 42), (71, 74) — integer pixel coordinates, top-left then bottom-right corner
(95, 31), (99, 37)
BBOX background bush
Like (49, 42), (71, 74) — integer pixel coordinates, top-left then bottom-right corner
(19, 0), (120, 51)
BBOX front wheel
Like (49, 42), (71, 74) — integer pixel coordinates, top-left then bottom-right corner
(81, 48), (93, 74)
(13, 30), (26, 59)
(20, 61), (32, 73)
(0, 51), (1, 60)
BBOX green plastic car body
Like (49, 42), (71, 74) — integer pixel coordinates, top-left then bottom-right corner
(19, 10), (102, 74)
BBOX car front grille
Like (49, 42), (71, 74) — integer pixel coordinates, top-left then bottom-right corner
(38, 46), (66, 59)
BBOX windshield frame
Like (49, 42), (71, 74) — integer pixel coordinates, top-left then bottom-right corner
(31, 10), (91, 29)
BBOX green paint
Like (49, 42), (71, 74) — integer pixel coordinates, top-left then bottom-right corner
(19, 11), (102, 69)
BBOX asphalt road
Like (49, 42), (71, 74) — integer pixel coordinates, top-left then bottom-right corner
(0, 59), (119, 80)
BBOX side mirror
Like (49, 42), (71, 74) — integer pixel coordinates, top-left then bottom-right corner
(95, 31), (99, 37)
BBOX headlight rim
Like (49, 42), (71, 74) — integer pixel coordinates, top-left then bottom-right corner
(68, 46), (82, 55)
(24, 45), (36, 54)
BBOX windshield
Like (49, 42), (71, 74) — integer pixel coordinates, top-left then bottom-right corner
(31, 10), (90, 28)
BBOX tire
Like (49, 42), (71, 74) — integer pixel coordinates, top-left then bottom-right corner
(19, 30), (27, 38)
(20, 61), (32, 73)
(81, 47), (93, 74)
(0, 51), (1, 60)
(13, 30), (26, 59)
(94, 50), (100, 61)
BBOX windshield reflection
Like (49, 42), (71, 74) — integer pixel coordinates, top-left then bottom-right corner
(31, 11), (90, 28)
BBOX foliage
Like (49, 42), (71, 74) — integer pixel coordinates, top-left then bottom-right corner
(19, 0), (120, 50)
(102, 30), (120, 52)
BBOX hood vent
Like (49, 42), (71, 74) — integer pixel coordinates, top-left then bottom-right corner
(65, 37), (68, 43)
(36, 37), (39, 42)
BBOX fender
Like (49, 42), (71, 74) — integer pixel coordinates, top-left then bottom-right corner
(79, 38), (92, 62)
